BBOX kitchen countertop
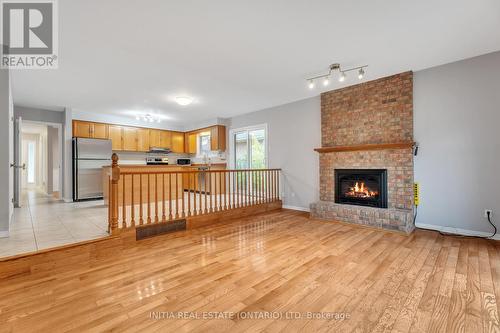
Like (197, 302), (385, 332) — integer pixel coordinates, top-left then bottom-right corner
(102, 163), (227, 168)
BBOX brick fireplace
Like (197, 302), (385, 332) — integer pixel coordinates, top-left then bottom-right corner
(310, 72), (415, 233)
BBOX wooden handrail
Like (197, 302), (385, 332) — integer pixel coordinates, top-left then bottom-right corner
(107, 154), (282, 233)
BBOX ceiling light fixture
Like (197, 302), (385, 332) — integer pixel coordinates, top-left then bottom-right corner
(136, 113), (162, 123)
(306, 63), (368, 89)
(175, 96), (194, 106)
(338, 72), (346, 82)
(358, 67), (365, 80)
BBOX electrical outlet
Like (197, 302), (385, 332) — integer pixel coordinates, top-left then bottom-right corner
(485, 209), (493, 218)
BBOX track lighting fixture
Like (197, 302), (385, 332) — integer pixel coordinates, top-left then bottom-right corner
(306, 63), (368, 89)
(358, 67), (365, 80)
(338, 72), (346, 82)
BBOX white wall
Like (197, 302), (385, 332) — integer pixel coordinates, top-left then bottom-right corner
(228, 97), (321, 210)
(414, 51), (500, 235)
(0, 68), (13, 236)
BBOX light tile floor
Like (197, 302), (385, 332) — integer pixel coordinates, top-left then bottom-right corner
(0, 190), (109, 258)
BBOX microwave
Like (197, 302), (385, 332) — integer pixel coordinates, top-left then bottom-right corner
(177, 158), (191, 165)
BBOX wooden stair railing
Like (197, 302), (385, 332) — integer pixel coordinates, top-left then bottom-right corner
(108, 154), (282, 235)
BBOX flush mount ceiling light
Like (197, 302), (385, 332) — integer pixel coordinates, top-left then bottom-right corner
(175, 96), (194, 106)
(135, 113), (162, 123)
(306, 63), (368, 89)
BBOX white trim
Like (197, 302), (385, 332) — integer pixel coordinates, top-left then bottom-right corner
(63, 198), (73, 203)
(228, 123), (269, 169)
(416, 222), (500, 240)
(283, 205), (310, 212)
(0, 231), (10, 238)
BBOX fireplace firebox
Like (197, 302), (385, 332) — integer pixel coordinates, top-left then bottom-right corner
(335, 169), (388, 208)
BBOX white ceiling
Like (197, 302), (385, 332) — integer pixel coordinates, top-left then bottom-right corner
(12, 0), (500, 128)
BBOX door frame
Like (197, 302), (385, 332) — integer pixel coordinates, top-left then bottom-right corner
(228, 123), (268, 170)
(16, 120), (64, 199)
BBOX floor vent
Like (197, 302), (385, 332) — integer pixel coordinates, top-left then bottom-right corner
(136, 220), (186, 240)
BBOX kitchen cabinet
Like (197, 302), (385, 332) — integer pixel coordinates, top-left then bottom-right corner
(186, 133), (197, 154)
(122, 127), (138, 151)
(149, 129), (161, 148)
(73, 120), (109, 139)
(109, 125), (123, 150)
(137, 128), (150, 152)
(92, 123), (109, 139)
(73, 120), (221, 153)
(160, 131), (172, 149)
(73, 121), (92, 138)
(171, 132), (184, 153)
(210, 125), (226, 151)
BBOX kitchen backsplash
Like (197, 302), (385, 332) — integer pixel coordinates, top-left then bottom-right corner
(113, 150), (227, 165)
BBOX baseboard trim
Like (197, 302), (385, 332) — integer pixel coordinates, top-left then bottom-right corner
(0, 231), (10, 238)
(63, 198), (73, 203)
(283, 205), (310, 212)
(416, 222), (500, 240)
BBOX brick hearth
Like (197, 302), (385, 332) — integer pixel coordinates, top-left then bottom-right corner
(310, 72), (415, 233)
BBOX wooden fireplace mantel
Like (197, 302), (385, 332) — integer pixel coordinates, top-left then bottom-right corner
(314, 142), (415, 153)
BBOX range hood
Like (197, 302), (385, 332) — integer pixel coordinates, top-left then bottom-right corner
(149, 147), (171, 154)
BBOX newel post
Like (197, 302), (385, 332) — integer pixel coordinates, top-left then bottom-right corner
(109, 153), (120, 234)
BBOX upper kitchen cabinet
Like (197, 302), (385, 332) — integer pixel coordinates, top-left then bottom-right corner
(149, 129), (161, 148)
(73, 120), (92, 138)
(186, 132), (197, 154)
(137, 128), (150, 152)
(108, 125), (123, 150)
(92, 123), (109, 139)
(210, 125), (226, 151)
(122, 127), (138, 151)
(171, 132), (185, 153)
(72, 120), (109, 139)
(160, 131), (172, 149)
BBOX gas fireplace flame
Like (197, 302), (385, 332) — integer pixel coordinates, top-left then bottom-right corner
(346, 182), (378, 198)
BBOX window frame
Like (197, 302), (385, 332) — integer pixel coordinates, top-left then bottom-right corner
(228, 123), (268, 170)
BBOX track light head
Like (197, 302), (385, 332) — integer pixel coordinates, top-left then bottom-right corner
(358, 68), (365, 80)
(323, 77), (330, 86)
(339, 72), (346, 82)
(308, 80), (315, 89)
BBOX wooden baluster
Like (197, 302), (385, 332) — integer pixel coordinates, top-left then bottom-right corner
(194, 172), (198, 215)
(162, 174), (166, 222)
(226, 170), (233, 209)
(223, 171), (226, 210)
(180, 172), (185, 218)
(122, 176), (126, 228)
(247, 170), (251, 206)
(275, 170), (278, 201)
(271, 170), (275, 201)
(154, 174), (159, 223)
(168, 173), (172, 220)
(248, 171), (252, 206)
(187, 173), (192, 216)
(108, 176), (111, 233)
(175, 173), (179, 219)
(204, 170), (208, 214)
(198, 171), (202, 214)
(217, 171), (221, 211)
(276, 170), (281, 200)
(267, 170), (270, 203)
(147, 174), (151, 224)
(260, 170), (265, 203)
(139, 174), (143, 225)
(109, 154), (120, 234)
(131, 174), (135, 226)
(209, 171), (213, 213)
(232, 171), (236, 209)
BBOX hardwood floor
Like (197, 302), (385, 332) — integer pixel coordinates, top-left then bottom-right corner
(1, 209), (499, 332)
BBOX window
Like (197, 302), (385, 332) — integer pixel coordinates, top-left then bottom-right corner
(199, 133), (211, 155)
(231, 125), (267, 169)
